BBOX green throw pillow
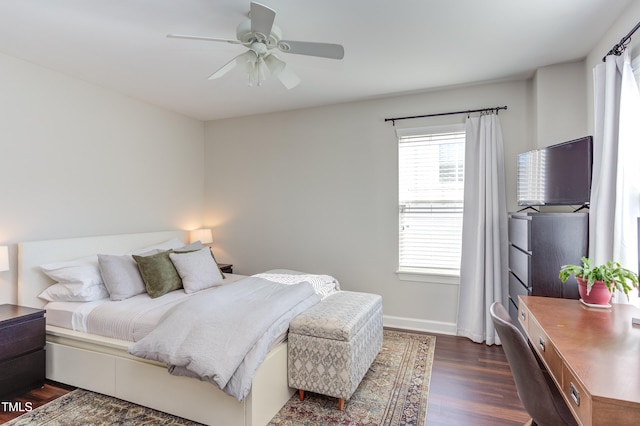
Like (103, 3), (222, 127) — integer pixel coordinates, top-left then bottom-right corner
(133, 250), (182, 298)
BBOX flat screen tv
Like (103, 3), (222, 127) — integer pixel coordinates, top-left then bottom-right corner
(517, 136), (593, 207)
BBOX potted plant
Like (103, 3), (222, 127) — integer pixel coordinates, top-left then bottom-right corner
(559, 257), (639, 305)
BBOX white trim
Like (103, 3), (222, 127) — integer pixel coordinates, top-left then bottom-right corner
(383, 314), (456, 335)
(395, 123), (465, 138)
(396, 268), (460, 285)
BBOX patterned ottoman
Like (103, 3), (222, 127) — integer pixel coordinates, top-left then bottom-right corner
(287, 291), (383, 410)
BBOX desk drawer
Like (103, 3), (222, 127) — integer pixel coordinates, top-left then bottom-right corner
(563, 364), (591, 426)
(517, 298), (529, 332)
(526, 315), (563, 383)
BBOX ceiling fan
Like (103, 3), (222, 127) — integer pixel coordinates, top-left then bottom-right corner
(167, 2), (345, 89)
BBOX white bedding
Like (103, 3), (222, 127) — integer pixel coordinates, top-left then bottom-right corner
(129, 277), (321, 401)
(45, 273), (246, 341)
(44, 270), (340, 342)
(42, 266), (341, 402)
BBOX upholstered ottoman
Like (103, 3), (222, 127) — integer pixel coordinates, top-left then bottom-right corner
(287, 291), (383, 410)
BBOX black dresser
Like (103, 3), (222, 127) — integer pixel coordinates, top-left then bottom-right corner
(0, 304), (46, 398)
(508, 212), (588, 327)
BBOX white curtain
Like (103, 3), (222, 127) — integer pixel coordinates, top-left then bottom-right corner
(456, 113), (508, 344)
(590, 50), (640, 305)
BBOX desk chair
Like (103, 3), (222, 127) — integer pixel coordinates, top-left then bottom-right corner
(490, 302), (577, 426)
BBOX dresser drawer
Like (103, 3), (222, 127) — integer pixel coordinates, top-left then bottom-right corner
(0, 317), (45, 362)
(509, 272), (530, 298)
(562, 364), (592, 426)
(509, 215), (531, 251)
(0, 348), (45, 397)
(509, 245), (531, 287)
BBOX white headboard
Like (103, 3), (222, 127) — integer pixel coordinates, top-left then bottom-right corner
(18, 230), (186, 309)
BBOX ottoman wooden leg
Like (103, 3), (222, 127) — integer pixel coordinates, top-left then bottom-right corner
(338, 398), (344, 411)
(299, 389), (305, 401)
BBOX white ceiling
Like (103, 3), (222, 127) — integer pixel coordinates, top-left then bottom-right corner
(0, 0), (632, 121)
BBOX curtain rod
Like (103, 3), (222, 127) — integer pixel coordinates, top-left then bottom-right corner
(602, 20), (640, 61)
(384, 106), (507, 126)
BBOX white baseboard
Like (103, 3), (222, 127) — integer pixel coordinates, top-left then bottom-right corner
(383, 314), (456, 335)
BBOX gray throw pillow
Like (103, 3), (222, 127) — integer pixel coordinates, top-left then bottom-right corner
(98, 250), (161, 301)
(169, 248), (225, 293)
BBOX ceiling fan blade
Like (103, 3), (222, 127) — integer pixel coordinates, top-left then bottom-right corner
(208, 50), (258, 80)
(277, 40), (344, 59)
(250, 2), (276, 41)
(208, 56), (240, 80)
(167, 34), (241, 44)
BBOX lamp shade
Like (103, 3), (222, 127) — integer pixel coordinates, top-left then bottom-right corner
(0, 246), (8, 272)
(264, 53), (286, 76)
(189, 229), (213, 244)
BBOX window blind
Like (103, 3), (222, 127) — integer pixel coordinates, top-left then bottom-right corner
(398, 127), (465, 272)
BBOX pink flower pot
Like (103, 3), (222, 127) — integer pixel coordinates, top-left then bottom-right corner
(577, 277), (612, 305)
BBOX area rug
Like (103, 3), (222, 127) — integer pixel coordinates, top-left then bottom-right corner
(3, 389), (203, 425)
(5, 329), (435, 426)
(269, 329), (435, 426)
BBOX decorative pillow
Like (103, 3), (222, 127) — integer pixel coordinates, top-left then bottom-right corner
(133, 250), (182, 298)
(38, 283), (110, 302)
(169, 248), (225, 293)
(98, 250), (160, 301)
(97, 240), (199, 301)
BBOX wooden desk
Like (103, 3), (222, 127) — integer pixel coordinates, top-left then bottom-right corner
(518, 296), (640, 426)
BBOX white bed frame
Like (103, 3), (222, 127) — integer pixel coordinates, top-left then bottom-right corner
(17, 230), (294, 426)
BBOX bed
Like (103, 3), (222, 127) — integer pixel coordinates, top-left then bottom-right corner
(17, 230), (311, 426)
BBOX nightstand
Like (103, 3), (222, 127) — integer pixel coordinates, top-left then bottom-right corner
(218, 263), (233, 274)
(0, 304), (46, 398)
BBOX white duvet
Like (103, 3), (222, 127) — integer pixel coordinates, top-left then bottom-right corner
(128, 276), (321, 401)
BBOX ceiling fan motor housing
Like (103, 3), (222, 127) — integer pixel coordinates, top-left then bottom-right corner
(236, 20), (281, 49)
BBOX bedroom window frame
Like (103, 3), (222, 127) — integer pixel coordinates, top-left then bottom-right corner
(396, 123), (466, 284)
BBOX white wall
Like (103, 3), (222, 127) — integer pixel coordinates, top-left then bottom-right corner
(534, 60), (588, 148)
(0, 2), (621, 326)
(0, 52), (205, 304)
(204, 80), (532, 333)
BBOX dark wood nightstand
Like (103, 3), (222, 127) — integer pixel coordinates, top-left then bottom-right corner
(0, 304), (46, 398)
(218, 263), (233, 274)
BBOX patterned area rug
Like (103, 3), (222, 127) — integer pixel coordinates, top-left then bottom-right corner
(4, 388), (203, 425)
(6, 330), (434, 426)
(269, 329), (435, 426)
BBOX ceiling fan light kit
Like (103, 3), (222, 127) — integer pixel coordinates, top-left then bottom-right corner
(168, 2), (344, 89)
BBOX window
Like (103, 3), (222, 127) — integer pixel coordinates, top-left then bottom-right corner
(397, 124), (466, 276)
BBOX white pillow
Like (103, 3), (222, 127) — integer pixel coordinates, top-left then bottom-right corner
(38, 283), (109, 302)
(40, 255), (104, 289)
(39, 238), (194, 301)
(169, 248), (225, 293)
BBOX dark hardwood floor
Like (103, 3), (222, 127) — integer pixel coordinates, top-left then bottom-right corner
(0, 381), (74, 424)
(427, 333), (529, 425)
(0, 333), (529, 425)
